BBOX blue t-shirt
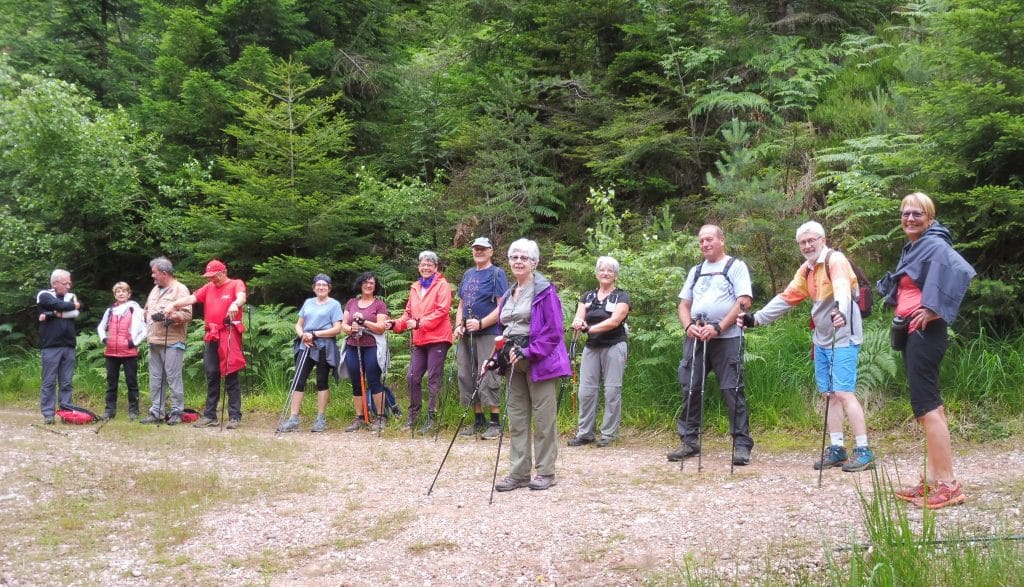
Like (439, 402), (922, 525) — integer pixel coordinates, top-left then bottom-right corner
(457, 265), (509, 336)
(299, 297), (343, 346)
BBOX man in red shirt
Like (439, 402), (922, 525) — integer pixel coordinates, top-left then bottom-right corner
(170, 259), (247, 429)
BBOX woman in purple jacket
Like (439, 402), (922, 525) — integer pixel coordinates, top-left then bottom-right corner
(491, 238), (571, 492)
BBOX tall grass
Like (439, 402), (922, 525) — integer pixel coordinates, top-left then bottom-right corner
(833, 468), (1024, 585)
(3, 307), (1023, 436)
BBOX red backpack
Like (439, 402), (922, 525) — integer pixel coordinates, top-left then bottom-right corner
(56, 403), (100, 425)
(805, 250), (874, 318)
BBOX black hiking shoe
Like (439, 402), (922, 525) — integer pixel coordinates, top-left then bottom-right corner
(567, 436), (594, 447)
(732, 445), (751, 466)
(667, 444), (699, 462)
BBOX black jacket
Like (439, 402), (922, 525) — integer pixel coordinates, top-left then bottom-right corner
(37, 289), (78, 349)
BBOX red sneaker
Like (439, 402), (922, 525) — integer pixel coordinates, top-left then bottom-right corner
(894, 479), (927, 502)
(912, 480), (967, 510)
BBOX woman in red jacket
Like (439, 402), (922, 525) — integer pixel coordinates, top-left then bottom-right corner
(389, 251), (453, 433)
(97, 282), (147, 420)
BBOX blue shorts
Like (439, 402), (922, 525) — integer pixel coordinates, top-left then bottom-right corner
(814, 344), (860, 393)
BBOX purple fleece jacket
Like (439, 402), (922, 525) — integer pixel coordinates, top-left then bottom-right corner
(499, 272), (571, 383)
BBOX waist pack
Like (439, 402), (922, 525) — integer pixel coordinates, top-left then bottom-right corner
(56, 403), (100, 425)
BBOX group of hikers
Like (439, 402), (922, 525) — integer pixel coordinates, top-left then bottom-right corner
(35, 192), (975, 508)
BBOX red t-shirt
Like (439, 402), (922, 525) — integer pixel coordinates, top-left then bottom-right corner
(895, 274), (924, 333)
(194, 279), (246, 327)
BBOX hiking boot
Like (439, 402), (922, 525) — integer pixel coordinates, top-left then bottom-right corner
(103, 411), (115, 420)
(226, 419), (240, 430)
(371, 416), (387, 432)
(567, 436), (594, 447)
(528, 474), (557, 491)
(400, 419), (414, 431)
(894, 479), (927, 502)
(732, 445), (751, 466)
(128, 408), (139, 421)
(140, 414), (163, 425)
(481, 423), (502, 440)
(596, 437), (612, 448)
(667, 444), (699, 462)
(43, 417), (54, 425)
(494, 476), (530, 492)
(166, 412), (182, 425)
(193, 417), (218, 428)
(813, 445), (848, 470)
(460, 422), (484, 437)
(841, 447), (875, 472)
(912, 480), (967, 510)
(417, 413), (437, 435)
(344, 417), (368, 432)
(277, 415), (300, 433)
(310, 415), (327, 433)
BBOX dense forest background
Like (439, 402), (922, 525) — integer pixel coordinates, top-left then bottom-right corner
(2, 0), (1022, 342)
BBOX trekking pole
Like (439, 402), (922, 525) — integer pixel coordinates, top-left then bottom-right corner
(244, 305), (253, 395)
(467, 309), (479, 414)
(355, 327), (371, 426)
(428, 339), (504, 496)
(696, 314), (708, 473)
(732, 303), (749, 475)
(489, 362), (513, 505)
(157, 319), (170, 429)
(219, 315), (232, 432)
(275, 343), (310, 435)
(435, 338), (459, 442)
(680, 314), (702, 472)
(558, 329), (581, 412)
(31, 423), (69, 437)
(818, 301), (840, 488)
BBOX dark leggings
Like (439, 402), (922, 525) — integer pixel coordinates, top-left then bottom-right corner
(293, 347), (330, 391)
(104, 356), (139, 413)
(344, 343), (385, 397)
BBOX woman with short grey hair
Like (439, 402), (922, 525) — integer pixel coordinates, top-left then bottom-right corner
(568, 256), (631, 447)
(491, 238), (571, 492)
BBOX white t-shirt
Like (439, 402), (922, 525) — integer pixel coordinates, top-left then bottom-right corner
(678, 256), (752, 339)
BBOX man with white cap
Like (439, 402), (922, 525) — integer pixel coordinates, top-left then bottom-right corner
(453, 237), (509, 438)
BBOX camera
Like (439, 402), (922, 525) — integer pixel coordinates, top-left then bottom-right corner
(355, 317), (366, 326)
(151, 311), (166, 323)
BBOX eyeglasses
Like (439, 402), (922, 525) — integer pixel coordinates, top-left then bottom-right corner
(508, 254), (532, 262)
(797, 236), (822, 248)
(900, 210), (926, 220)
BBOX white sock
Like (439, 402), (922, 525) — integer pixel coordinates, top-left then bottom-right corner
(855, 435), (868, 448)
(830, 432), (844, 447)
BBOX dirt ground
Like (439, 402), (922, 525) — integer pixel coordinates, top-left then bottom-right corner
(1, 408), (1022, 586)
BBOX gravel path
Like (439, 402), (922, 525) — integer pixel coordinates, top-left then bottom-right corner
(1, 410), (1022, 585)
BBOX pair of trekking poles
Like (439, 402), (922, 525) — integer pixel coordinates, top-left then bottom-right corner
(427, 335), (512, 505)
(680, 306), (746, 475)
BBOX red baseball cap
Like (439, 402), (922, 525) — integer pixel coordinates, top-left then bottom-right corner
(202, 259), (227, 277)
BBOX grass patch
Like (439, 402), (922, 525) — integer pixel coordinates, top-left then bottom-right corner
(407, 539), (458, 554)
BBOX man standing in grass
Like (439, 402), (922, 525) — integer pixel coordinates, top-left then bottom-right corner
(453, 237), (508, 439)
(738, 221), (875, 472)
(169, 259), (247, 429)
(669, 225), (755, 466)
(141, 257), (193, 425)
(36, 269), (80, 424)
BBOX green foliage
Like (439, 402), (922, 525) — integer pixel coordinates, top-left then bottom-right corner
(184, 57), (367, 300)
(708, 119), (805, 294)
(0, 58), (159, 315)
